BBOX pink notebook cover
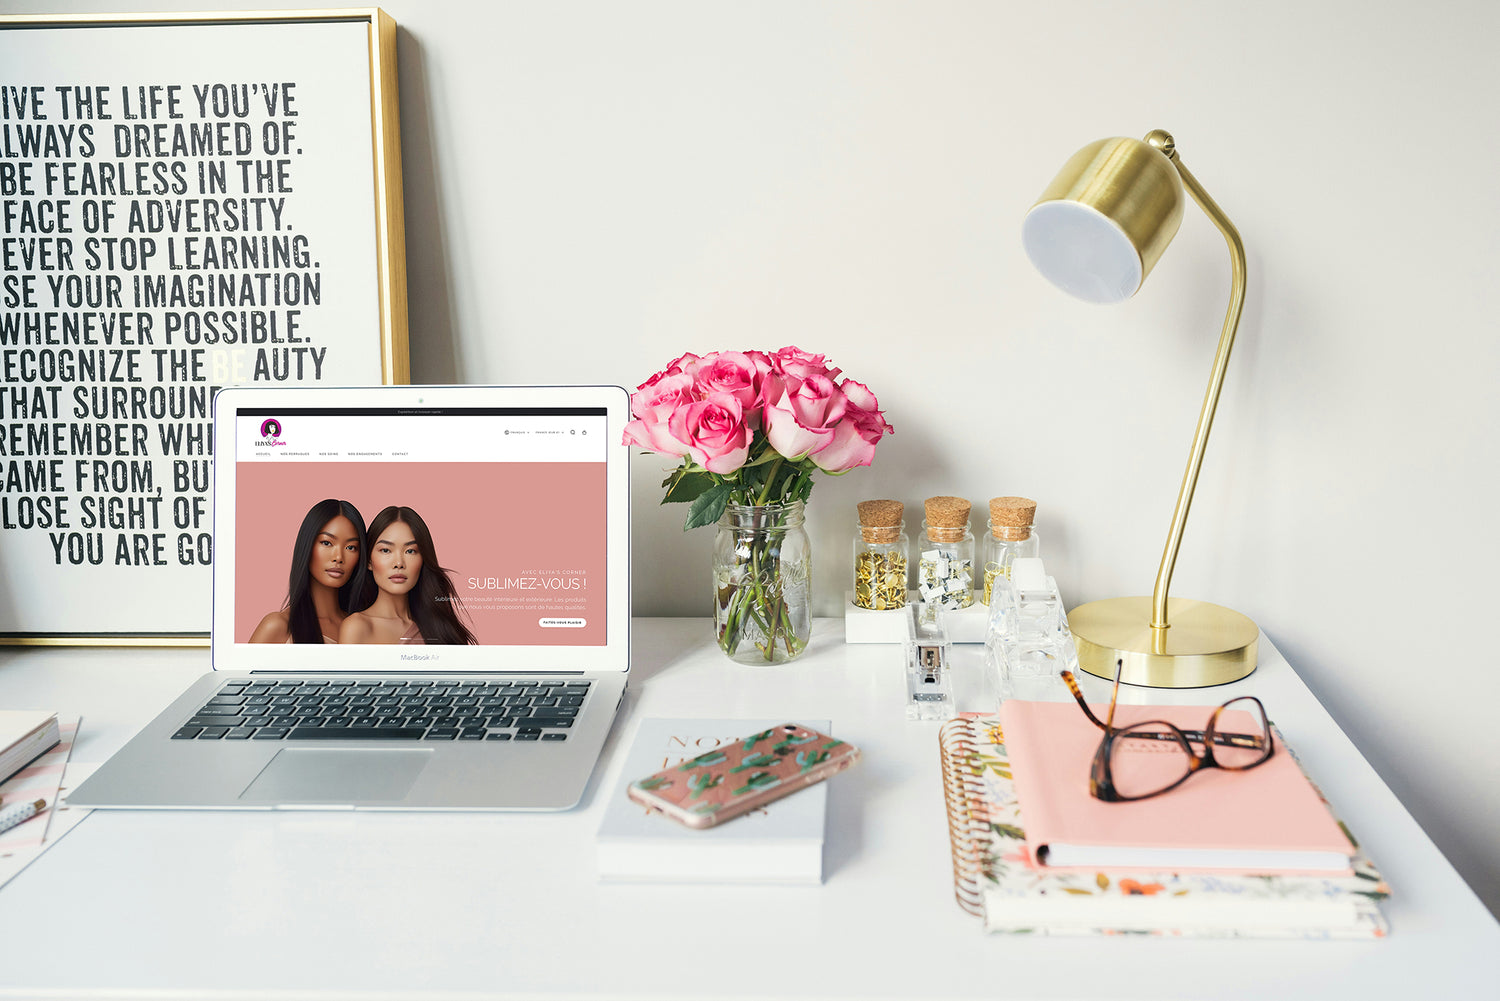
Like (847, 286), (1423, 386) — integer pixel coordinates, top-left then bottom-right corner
(998, 699), (1354, 874)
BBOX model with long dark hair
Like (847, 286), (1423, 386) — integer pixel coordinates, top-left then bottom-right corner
(338, 505), (477, 645)
(249, 498), (369, 644)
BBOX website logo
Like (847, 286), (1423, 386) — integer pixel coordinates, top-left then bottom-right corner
(257, 417), (286, 447)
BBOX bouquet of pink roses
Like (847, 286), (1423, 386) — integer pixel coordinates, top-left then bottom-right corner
(624, 346), (893, 663)
(623, 346), (894, 530)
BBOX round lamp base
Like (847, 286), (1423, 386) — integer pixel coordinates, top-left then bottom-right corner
(1069, 596), (1258, 688)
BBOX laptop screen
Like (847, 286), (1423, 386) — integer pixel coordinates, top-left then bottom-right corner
(210, 386), (629, 674)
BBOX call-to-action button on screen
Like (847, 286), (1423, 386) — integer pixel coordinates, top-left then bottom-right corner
(540, 618), (586, 628)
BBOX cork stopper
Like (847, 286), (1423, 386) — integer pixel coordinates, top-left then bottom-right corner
(857, 499), (903, 544)
(923, 496), (970, 543)
(989, 496), (1037, 540)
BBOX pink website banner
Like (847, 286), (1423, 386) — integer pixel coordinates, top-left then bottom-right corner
(235, 461), (606, 645)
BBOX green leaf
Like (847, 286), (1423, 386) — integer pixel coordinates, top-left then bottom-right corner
(662, 469), (715, 505)
(683, 482), (732, 531)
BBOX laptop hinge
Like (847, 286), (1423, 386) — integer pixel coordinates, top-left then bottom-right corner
(244, 670), (589, 676)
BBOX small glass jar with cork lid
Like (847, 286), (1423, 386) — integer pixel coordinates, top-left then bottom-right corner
(852, 499), (908, 610)
(982, 496), (1039, 605)
(918, 496), (975, 611)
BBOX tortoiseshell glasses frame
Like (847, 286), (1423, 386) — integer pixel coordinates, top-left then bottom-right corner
(1060, 658), (1275, 802)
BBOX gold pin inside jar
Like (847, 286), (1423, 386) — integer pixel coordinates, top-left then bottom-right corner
(854, 499), (907, 610)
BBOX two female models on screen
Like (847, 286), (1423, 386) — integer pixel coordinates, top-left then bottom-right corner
(249, 498), (370, 644)
(337, 505), (477, 646)
(251, 501), (475, 645)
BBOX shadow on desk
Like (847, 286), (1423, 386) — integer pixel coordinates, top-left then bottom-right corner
(824, 750), (875, 881)
(627, 618), (710, 685)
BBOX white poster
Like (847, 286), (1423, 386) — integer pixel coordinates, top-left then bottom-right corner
(0, 14), (407, 642)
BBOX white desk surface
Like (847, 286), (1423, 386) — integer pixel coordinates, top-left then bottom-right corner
(0, 618), (1493, 1000)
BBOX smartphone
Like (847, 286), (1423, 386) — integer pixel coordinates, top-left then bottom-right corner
(626, 723), (860, 829)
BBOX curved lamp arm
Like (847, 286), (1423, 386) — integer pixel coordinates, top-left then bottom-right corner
(1149, 134), (1248, 632)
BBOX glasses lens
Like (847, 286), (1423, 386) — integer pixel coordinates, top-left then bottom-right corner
(1212, 697), (1273, 769)
(1107, 722), (1193, 799)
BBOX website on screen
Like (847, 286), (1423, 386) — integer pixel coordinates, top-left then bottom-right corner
(232, 408), (608, 648)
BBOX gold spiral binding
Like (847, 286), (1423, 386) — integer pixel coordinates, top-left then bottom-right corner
(939, 717), (996, 918)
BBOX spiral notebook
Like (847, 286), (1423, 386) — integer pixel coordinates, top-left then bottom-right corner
(938, 716), (1390, 938)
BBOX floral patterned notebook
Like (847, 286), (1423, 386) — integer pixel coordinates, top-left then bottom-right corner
(939, 715), (1390, 938)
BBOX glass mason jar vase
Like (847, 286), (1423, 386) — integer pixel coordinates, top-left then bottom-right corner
(712, 501), (812, 665)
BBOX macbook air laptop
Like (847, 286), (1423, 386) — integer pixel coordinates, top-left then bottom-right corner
(69, 384), (632, 810)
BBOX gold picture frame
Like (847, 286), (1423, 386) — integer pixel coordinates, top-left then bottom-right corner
(0, 9), (409, 645)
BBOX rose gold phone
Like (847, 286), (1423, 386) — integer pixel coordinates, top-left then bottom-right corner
(625, 723), (860, 829)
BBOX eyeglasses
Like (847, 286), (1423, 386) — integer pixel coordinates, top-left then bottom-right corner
(1060, 659), (1275, 802)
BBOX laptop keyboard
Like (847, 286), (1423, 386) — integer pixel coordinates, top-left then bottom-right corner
(170, 679), (591, 742)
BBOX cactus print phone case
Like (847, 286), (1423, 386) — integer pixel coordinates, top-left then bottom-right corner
(626, 723), (860, 829)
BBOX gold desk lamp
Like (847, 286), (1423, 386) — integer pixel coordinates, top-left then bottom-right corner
(1021, 130), (1257, 688)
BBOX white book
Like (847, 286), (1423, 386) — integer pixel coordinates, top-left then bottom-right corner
(595, 718), (830, 884)
(0, 711), (60, 786)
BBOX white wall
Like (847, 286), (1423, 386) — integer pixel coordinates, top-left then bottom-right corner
(20, 0), (1499, 916)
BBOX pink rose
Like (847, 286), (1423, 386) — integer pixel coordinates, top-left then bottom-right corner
(693, 351), (771, 428)
(667, 393), (751, 474)
(629, 367), (695, 416)
(810, 379), (893, 472)
(622, 370), (697, 455)
(743, 350), (781, 418)
(771, 345), (841, 396)
(765, 374), (848, 460)
(662, 351), (702, 377)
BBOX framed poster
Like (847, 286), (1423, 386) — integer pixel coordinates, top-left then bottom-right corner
(0, 9), (409, 645)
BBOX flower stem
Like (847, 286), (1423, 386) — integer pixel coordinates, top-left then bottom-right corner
(755, 457), (785, 506)
(715, 501), (807, 663)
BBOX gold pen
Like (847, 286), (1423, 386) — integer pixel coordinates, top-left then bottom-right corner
(0, 797), (47, 835)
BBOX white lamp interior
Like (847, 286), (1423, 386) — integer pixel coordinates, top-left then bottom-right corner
(1022, 200), (1143, 305)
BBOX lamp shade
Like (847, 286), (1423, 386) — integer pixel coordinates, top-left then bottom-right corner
(1022, 136), (1185, 304)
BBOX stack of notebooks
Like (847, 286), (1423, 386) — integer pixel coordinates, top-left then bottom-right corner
(0, 711), (90, 892)
(939, 704), (1389, 938)
(0, 711), (61, 785)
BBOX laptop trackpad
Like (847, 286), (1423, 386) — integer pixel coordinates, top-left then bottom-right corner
(239, 748), (432, 804)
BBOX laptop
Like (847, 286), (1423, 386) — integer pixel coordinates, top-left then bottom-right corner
(69, 384), (632, 811)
